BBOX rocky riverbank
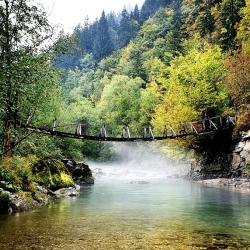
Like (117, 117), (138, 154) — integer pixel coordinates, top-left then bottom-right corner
(0, 159), (94, 214)
(190, 130), (250, 192)
(196, 178), (250, 193)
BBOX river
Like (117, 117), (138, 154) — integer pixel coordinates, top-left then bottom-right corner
(0, 144), (250, 249)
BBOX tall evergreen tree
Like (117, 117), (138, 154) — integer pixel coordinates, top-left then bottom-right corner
(78, 17), (93, 53)
(219, 0), (246, 50)
(133, 4), (140, 21)
(118, 8), (132, 47)
(93, 11), (114, 60)
(107, 12), (119, 50)
(140, 0), (170, 22)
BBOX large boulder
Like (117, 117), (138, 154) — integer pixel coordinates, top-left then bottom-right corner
(0, 188), (48, 214)
(32, 159), (74, 191)
(62, 159), (94, 184)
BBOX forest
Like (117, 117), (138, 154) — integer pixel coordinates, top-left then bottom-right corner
(0, 0), (249, 196)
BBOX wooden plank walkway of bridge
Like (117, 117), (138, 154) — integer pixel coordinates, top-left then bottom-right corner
(21, 115), (236, 142)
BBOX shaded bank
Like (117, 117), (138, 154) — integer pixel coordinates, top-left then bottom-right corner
(189, 129), (250, 180)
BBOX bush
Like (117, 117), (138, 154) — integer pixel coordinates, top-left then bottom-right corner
(0, 156), (38, 192)
(0, 167), (22, 192)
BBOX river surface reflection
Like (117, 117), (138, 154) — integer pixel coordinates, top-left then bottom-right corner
(0, 176), (250, 249)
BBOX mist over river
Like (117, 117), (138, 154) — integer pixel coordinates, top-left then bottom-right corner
(0, 143), (250, 249)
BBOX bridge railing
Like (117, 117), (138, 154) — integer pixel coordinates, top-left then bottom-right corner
(44, 115), (237, 141)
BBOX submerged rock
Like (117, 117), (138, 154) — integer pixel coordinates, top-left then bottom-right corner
(130, 181), (150, 184)
(54, 187), (80, 198)
(196, 178), (250, 193)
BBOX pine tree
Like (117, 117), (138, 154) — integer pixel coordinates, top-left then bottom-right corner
(133, 4), (140, 21)
(140, 0), (170, 22)
(219, 0), (246, 51)
(118, 8), (132, 47)
(93, 11), (114, 60)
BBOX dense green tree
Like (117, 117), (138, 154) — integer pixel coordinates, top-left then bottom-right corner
(236, 0), (250, 51)
(132, 4), (140, 21)
(140, 0), (170, 22)
(98, 75), (145, 134)
(219, 0), (246, 50)
(0, 0), (59, 156)
(153, 43), (229, 132)
(118, 8), (140, 48)
(93, 11), (114, 60)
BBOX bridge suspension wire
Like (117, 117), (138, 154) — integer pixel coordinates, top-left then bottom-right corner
(20, 115), (237, 142)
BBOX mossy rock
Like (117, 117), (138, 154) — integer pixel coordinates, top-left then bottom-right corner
(32, 159), (74, 191)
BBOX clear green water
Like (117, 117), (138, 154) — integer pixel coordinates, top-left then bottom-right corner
(0, 177), (250, 250)
(0, 144), (250, 250)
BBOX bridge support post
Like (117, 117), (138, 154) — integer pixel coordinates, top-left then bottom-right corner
(52, 119), (57, 132)
(100, 125), (107, 139)
(209, 119), (218, 130)
(170, 127), (176, 137)
(149, 126), (154, 140)
(190, 123), (198, 134)
(163, 126), (167, 137)
(76, 124), (82, 136)
(122, 126), (131, 139)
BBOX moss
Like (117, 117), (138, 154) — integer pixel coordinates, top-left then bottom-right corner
(33, 159), (74, 190)
(32, 190), (47, 203)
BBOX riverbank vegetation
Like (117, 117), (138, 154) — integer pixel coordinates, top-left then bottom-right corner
(0, 0), (250, 210)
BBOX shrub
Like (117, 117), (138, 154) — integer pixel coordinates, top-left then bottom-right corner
(0, 156), (38, 192)
(0, 167), (21, 192)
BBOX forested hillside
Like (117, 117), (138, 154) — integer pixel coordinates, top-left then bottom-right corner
(51, 0), (249, 160)
(0, 0), (249, 162)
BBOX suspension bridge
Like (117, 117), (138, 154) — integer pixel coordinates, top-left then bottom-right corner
(21, 115), (236, 142)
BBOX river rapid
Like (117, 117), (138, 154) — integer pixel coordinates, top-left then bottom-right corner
(0, 144), (250, 249)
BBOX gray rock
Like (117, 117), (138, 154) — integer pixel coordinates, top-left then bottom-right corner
(240, 150), (250, 161)
(54, 187), (79, 198)
(234, 141), (245, 153)
(243, 130), (250, 140)
(63, 159), (95, 185)
(74, 184), (81, 191)
(231, 153), (242, 169)
(243, 141), (250, 152)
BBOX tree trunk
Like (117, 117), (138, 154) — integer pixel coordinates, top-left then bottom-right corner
(2, 121), (13, 157)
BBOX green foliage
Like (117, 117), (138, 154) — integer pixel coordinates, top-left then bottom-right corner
(0, 168), (22, 192)
(98, 75), (145, 134)
(237, 1), (250, 51)
(0, 0), (247, 162)
(93, 11), (114, 60)
(0, 156), (38, 192)
(153, 43), (229, 132)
